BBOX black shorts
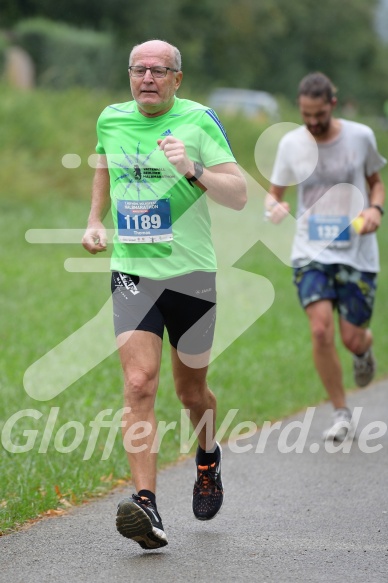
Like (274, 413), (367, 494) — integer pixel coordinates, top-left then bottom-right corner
(111, 271), (216, 355)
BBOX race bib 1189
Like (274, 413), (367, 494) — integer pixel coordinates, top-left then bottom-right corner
(117, 199), (173, 243)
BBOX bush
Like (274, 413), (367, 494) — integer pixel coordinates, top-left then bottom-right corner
(0, 31), (11, 76)
(13, 18), (123, 89)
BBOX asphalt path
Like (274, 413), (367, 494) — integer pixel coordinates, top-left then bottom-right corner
(1, 380), (387, 583)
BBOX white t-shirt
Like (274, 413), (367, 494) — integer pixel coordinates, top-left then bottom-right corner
(270, 119), (386, 272)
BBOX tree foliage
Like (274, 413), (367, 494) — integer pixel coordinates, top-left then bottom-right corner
(13, 18), (120, 89)
(1, 0), (387, 111)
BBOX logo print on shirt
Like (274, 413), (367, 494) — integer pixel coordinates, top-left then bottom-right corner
(112, 144), (166, 197)
(133, 164), (142, 181)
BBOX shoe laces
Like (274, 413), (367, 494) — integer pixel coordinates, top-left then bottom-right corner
(196, 462), (220, 493)
(332, 408), (351, 424)
(354, 350), (372, 368)
(355, 358), (372, 373)
(133, 494), (153, 508)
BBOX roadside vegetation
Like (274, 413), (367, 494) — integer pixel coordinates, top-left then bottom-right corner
(1, 86), (387, 534)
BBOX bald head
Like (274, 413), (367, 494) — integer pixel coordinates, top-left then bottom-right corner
(128, 39), (183, 117)
(129, 40), (182, 71)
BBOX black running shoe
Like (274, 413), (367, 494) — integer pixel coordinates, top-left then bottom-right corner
(116, 494), (168, 549)
(192, 445), (223, 521)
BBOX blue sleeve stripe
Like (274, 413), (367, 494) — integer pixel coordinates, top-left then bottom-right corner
(205, 109), (232, 149)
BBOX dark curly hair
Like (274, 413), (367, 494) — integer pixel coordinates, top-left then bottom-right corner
(298, 72), (337, 103)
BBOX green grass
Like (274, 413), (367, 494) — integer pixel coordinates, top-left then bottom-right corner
(1, 86), (387, 534)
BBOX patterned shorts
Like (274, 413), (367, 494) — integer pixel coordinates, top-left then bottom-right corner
(293, 262), (377, 328)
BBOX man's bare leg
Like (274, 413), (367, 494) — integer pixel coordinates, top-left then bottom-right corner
(305, 300), (346, 409)
(171, 347), (223, 520)
(115, 330), (168, 549)
(117, 330), (162, 493)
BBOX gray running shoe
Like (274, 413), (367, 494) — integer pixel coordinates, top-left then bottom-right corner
(322, 408), (355, 442)
(116, 494), (168, 549)
(353, 349), (376, 387)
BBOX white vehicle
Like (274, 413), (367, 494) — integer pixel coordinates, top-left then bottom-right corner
(208, 87), (280, 120)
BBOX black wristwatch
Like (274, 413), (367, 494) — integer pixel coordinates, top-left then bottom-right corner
(370, 204), (384, 216)
(187, 161), (204, 183)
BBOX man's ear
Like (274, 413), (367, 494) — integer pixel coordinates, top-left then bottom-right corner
(175, 71), (183, 92)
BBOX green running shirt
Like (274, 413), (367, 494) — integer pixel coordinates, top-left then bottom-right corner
(96, 97), (236, 279)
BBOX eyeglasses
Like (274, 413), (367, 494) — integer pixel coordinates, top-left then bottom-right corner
(128, 66), (179, 78)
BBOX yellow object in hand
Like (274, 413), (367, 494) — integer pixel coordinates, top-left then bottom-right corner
(352, 216), (365, 234)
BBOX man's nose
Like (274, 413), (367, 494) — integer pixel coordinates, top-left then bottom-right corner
(143, 69), (154, 81)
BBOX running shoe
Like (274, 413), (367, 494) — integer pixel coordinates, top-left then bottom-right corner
(322, 408), (355, 442)
(353, 349), (376, 387)
(192, 444), (224, 520)
(116, 494), (168, 549)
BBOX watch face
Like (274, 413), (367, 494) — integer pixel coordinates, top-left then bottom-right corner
(194, 162), (204, 179)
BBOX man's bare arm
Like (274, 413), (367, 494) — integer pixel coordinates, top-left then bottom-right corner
(82, 155), (111, 254)
(264, 184), (290, 223)
(158, 136), (247, 211)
